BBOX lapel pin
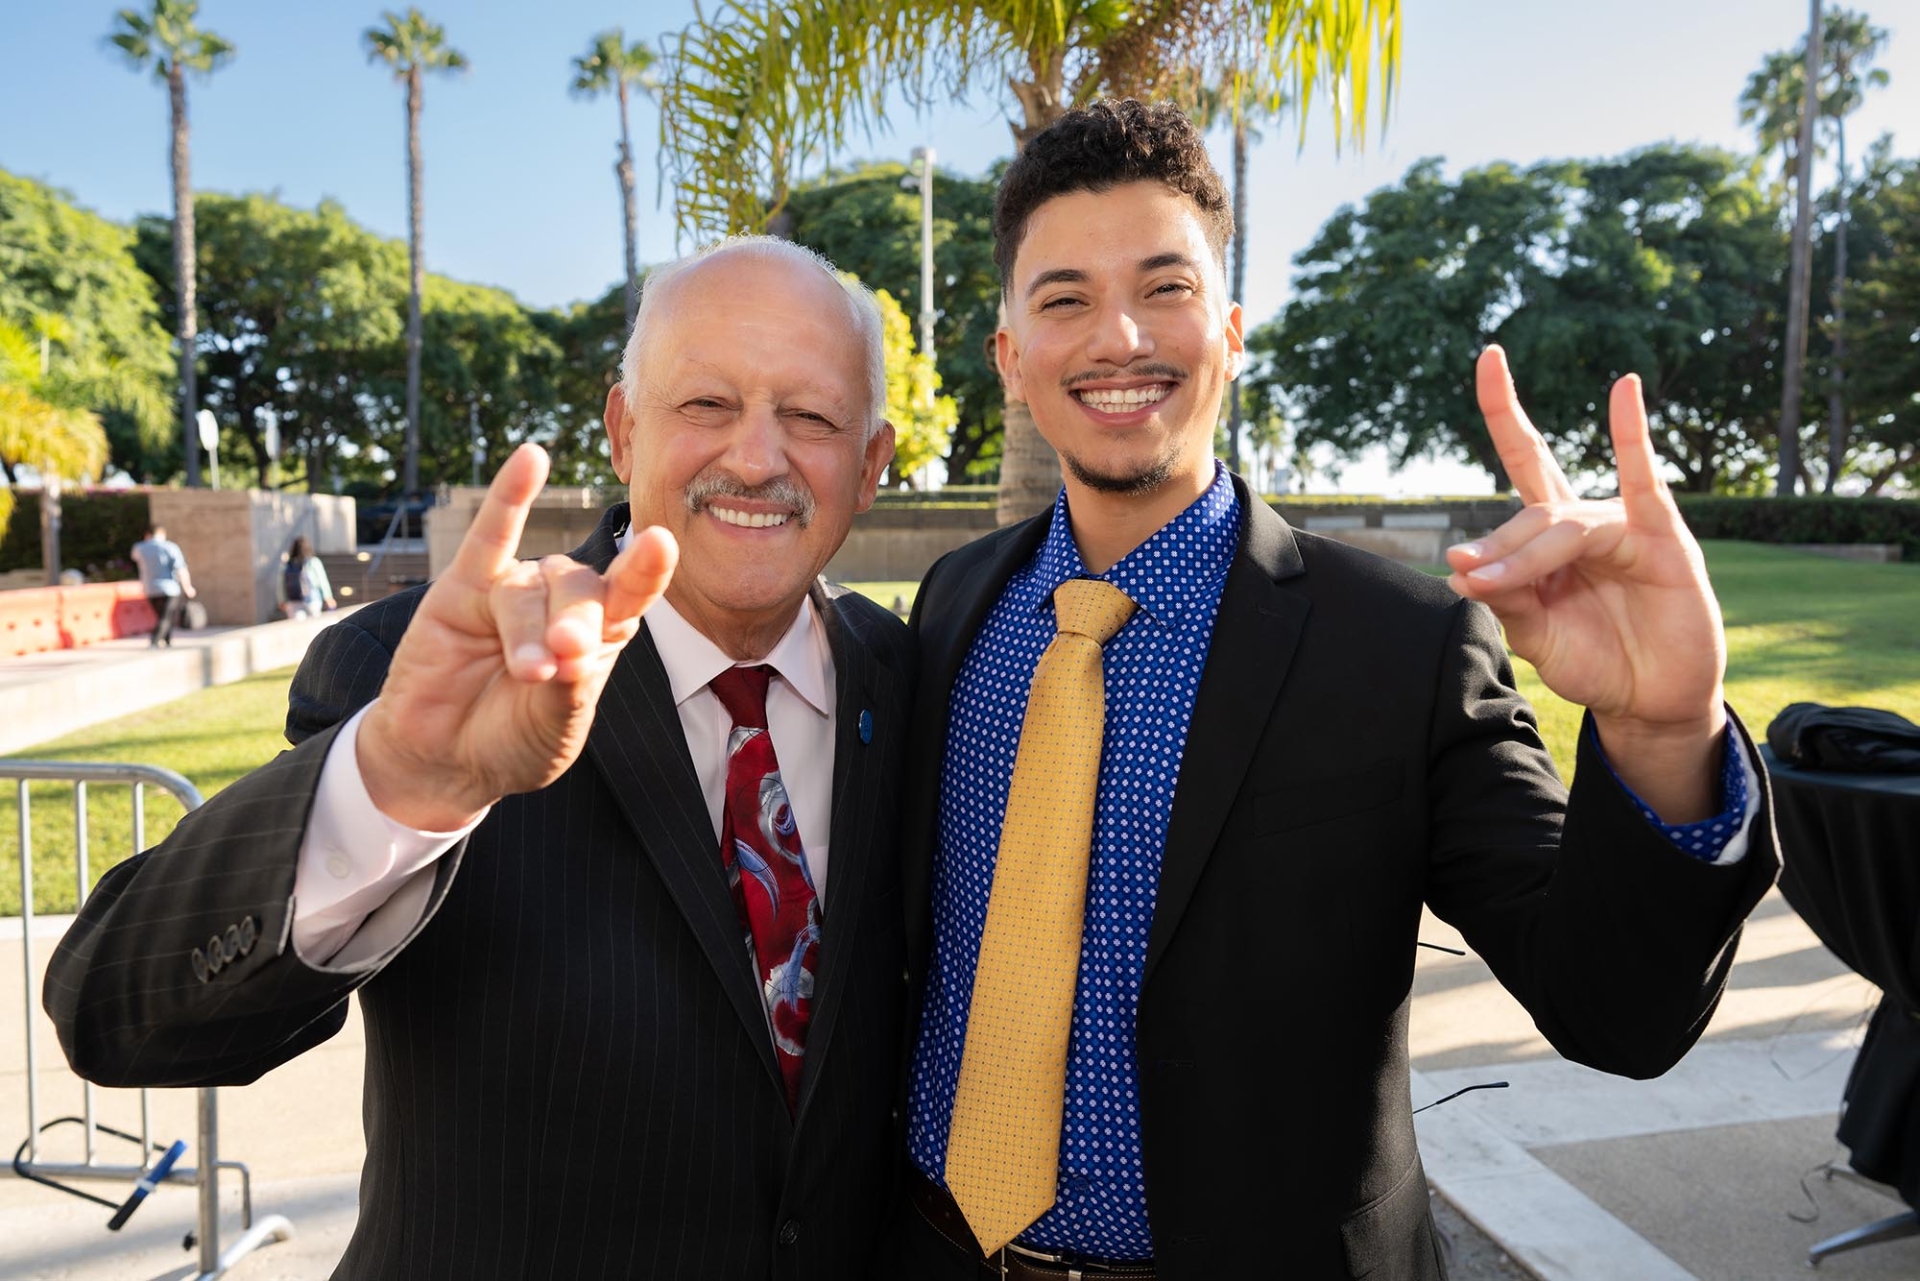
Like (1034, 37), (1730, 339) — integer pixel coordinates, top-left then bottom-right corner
(858, 709), (873, 745)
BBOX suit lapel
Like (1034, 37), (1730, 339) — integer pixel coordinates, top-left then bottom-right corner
(1144, 480), (1309, 982)
(575, 505), (778, 1085)
(792, 583), (897, 1121)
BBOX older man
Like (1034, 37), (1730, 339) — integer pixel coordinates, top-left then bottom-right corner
(48, 238), (911, 1280)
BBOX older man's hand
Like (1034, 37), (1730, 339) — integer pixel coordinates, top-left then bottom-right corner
(1446, 346), (1728, 822)
(357, 444), (678, 831)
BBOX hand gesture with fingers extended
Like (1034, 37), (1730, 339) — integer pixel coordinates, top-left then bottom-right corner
(357, 444), (679, 831)
(1447, 347), (1727, 819)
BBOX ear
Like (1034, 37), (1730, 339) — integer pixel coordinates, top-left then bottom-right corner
(855, 422), (896, 513)
(1224, 300), (1246, 381)
(604, 384), (634, 482)
(995, 326), (1026, 403)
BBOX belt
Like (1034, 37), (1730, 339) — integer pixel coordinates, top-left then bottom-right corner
(907, 1171), (1156, 1281)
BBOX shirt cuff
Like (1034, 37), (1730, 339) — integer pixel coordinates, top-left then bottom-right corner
(290, 702), (488, 967)
(1590, 717), (1759, 867)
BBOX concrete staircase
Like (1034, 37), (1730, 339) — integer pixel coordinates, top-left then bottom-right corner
(320, 546), (431, 607)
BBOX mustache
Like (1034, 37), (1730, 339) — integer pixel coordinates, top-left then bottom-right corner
(684, 471), (816, 528)
(1061, 362), (1187, 389)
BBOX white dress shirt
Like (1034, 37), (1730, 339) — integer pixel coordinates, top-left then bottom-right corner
(290, 590), (838, 967)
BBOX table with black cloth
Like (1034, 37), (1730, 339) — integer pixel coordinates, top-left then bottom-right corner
(1764, 745), (1920, 1260)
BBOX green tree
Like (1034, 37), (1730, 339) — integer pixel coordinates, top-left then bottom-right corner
(781, 161), (1003, 477)
(0, 170), (174, 480)
(571, 29), (659, 334)
(532, 283), (626, 488)
(364, 6), (469, 497)
(136, 193), (409, 489)
(0, 319), (114, 575)
(1837, 142), (1919, 494)
(872, 286), (957, 482)
(658, 0), (1402, 522)
(1249, 157), (1567, 488)
(105, 0), (234, 489)
(1249, 146), (1790, 494)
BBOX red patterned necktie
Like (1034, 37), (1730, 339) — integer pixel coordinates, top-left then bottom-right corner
(711, 665), (820, 1111)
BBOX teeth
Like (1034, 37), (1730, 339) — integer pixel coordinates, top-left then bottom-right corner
(710, 506), (789, 529)
(1076, 385), (1170, 410)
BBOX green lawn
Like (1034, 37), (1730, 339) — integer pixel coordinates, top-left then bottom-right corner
(3, 543), (1912, 916)
(1, 668), (297, 917)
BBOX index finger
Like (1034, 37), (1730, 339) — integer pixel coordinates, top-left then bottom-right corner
(449, 443), (550, 586)
(1476, 346), (1576, 507)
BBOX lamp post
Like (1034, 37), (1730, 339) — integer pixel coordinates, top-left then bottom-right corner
(908, 146), (936, 375)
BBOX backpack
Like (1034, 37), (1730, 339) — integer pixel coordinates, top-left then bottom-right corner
(283, 560), (306, 605)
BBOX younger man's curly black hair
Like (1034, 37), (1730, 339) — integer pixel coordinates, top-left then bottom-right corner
(993, 98), (1234, 295)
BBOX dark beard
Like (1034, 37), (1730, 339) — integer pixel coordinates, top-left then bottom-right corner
(1061, 448), (1177, 496)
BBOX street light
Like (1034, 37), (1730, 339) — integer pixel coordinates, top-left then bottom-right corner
(905, 146), (937, 377)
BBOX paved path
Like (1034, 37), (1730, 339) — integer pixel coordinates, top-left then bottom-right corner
(0, 627), (1914, 1277)
(0, 610), (355, 757)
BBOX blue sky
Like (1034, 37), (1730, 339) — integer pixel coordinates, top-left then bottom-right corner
(5, 2), (1916, 491)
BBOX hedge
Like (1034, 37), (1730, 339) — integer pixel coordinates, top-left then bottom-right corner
(1672, 496), (1920, 562)
(0, 490), (153, 581)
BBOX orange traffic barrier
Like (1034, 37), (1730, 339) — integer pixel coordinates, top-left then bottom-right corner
(0, 582), (158, 656)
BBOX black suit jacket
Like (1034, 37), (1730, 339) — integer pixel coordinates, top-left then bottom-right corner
(47, 504), (916, 1281)
(900, 477), (1777, 1280)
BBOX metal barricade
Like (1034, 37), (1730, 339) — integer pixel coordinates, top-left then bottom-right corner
(9, 760), (293, 1278)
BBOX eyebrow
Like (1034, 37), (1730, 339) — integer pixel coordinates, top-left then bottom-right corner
(1022, 253), (1204, 300)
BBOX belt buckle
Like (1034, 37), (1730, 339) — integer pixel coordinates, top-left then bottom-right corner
(1003, 1241), (1086, 1280)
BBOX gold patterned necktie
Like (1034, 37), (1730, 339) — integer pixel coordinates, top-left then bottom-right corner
(945, 577), (1138, 1256)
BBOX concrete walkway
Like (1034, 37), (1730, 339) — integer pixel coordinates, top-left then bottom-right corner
(0, 609), (356, 757)
(0, 626), (1914, 1277)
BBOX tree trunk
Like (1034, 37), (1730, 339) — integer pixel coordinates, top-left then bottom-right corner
(1226, 112), (1249, 478)
(170, 64), (201, 488)
(1777, 0), (1822, 497)
(1825, 117), (1849, 494)
(996, 51), (1068, 526)
(404, 65), (426, 496)
(618, 80), (641, 334)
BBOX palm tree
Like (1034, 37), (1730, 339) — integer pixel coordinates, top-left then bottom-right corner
(1189, 73), (1280, 479)
(658, 0), (1401, 523)
(105, 0), (234, 489)
(572, 30), (660, 334)
(1816, 9), (1889, 493)
(365, 7), (469, 497)
(1777, 0), (1822, 497)
(1742, 5), (1890, 495)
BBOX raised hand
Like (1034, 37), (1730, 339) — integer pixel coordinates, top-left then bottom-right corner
(357, 444), (678, 831)
(1446, 347), (1727, 820)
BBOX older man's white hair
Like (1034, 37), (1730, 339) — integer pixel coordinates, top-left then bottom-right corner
(618, 236), (888, 440)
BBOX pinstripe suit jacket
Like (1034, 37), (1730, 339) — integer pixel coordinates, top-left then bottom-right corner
(45, 505), (915, 1280)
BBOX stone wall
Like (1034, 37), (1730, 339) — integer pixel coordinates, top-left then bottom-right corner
(426, 486), (609, 578)
(147, 490), (357, 625)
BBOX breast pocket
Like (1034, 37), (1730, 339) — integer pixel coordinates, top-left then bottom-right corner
(1255, 758), (1404, 836)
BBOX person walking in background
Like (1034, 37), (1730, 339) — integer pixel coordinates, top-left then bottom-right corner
(130, 523), (195, 648)
(277, 535), (336, 619)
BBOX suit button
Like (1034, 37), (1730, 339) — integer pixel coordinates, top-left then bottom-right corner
(222, 926), (242, 961)
(204, 936), (226, 973)
(777, 1219), (800, 1246)
(238, 915), (258, 955)
(190, 949), (210, 983)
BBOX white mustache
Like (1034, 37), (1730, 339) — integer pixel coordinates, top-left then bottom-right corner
(684, 473), (815, 528)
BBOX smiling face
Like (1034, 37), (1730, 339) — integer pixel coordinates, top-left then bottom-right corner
(997, 180), (1244, 518)
(604, 250), (894, 654)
